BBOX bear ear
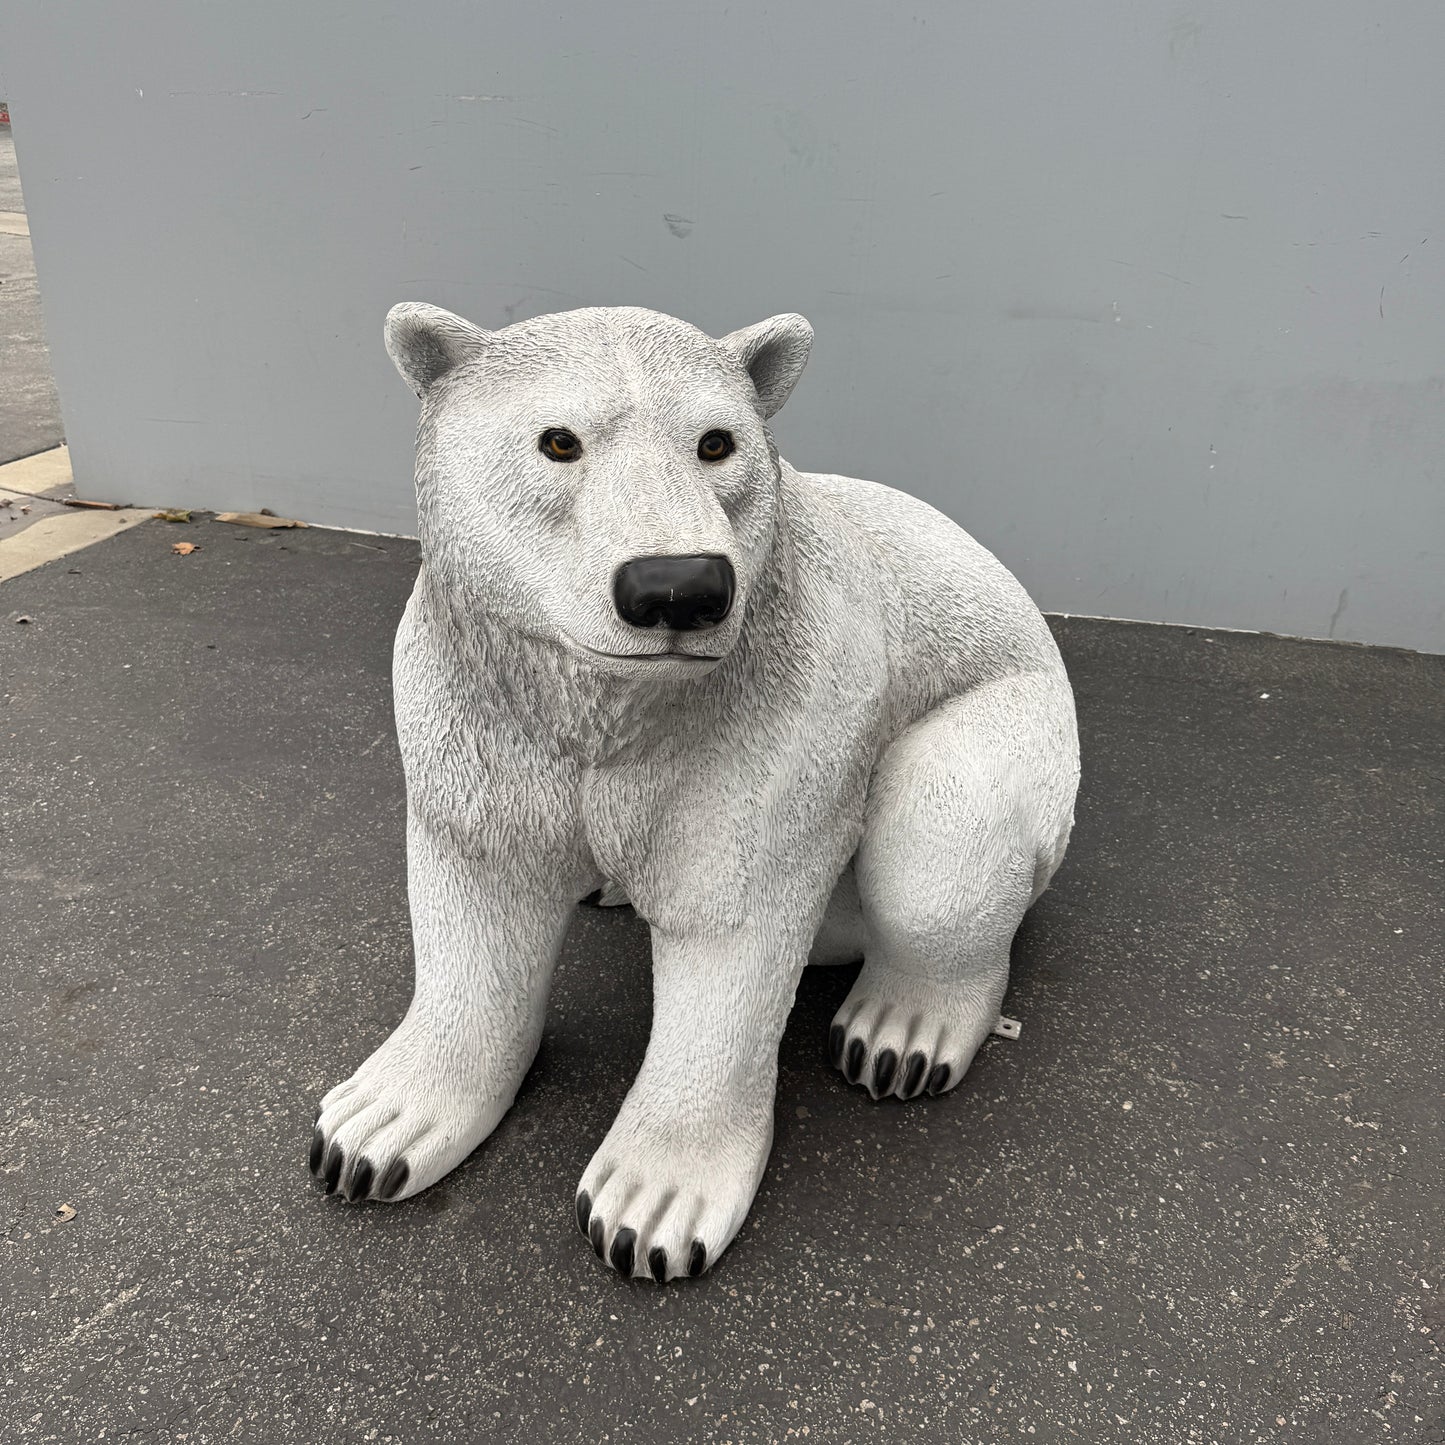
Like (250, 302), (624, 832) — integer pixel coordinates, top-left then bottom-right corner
(384, 302), (491, 397)
(718, 313), (813, 418)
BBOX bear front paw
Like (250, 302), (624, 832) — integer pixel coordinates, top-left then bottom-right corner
(308, 1074), (426, 1203)
(574, 1112), (771, 1283)
(309, 1028), (520, 1203)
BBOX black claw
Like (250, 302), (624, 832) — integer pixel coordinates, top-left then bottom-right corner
(901, 1051), (928, 1098)
(322, 1143), (344, 1195)
(610, 1227), (637, 1276)
(307, 1127), (326, 1175)
(580, 889), (604, 907)
(926, 1062), (952, 1095)
(375, 1158), (409, 1201)
(349, 1157), (375, 1201)
(687, 1239), (707, 1277)
(589, 1215), (606, 1259)
(648, 1246), (668, 1283)
(828, 1022), (846, 1068)
(873, 1048), (898, 1096)
(844, 1036), (865, 1084)
(575, 1191), (592, 1236)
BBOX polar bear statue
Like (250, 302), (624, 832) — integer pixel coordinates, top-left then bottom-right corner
(309, 303), (1079, 1282)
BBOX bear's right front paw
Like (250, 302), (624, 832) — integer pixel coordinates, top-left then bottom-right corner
(307, 1094), (414, 1204)
(309, 1033), (519, 1203)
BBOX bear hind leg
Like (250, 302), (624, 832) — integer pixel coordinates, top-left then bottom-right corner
(830, 678), (1075, 1101)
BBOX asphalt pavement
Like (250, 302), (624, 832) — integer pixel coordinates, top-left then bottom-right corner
(2, 517), (1441, 1443)
(0, 123), (64, 465)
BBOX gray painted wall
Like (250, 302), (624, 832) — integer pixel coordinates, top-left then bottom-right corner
(4, 2), (1443, 651)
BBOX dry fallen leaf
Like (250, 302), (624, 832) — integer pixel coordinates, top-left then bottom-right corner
(216, 511), (308, 529)
(172, 541), (199, 556)
(55, 1202), (76, 1222)
(154, 509), (192, 523)
(15, 615), (34, 624)
(62, 498), (121, 511)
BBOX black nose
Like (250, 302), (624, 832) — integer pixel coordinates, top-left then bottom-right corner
(612, 554), (736, 631)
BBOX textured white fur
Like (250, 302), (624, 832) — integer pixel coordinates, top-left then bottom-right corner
(311, 304), (1079, 1282)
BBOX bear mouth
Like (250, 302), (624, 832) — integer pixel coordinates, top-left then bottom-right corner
(566, 638), (723, 666)
(582, 645), (720, 663)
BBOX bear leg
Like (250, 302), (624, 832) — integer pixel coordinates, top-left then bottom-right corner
(573, 923), (818, 1281)
(830, 675), (1077, 1101)
(309, 809), (577, 1202)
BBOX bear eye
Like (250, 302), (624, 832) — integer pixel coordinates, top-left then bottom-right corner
(539, 428), (582, 462)
(698, 429), (735, 462)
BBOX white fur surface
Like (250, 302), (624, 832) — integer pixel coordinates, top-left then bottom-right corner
(310, 304), (1080, 1282)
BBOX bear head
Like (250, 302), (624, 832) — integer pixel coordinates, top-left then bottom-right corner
(384, 302), (812, 681)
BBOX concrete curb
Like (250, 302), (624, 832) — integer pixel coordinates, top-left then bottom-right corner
(0, 506), (156, 583)
(0, 443), (72, 494)
(0, 446), (156, 582)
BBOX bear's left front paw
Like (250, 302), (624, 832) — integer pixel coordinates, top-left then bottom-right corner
(574, 1109), (772, 1283)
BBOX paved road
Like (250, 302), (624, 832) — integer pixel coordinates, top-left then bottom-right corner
(0, 124), (64, 464)
(2, 519), (1442, 1443)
